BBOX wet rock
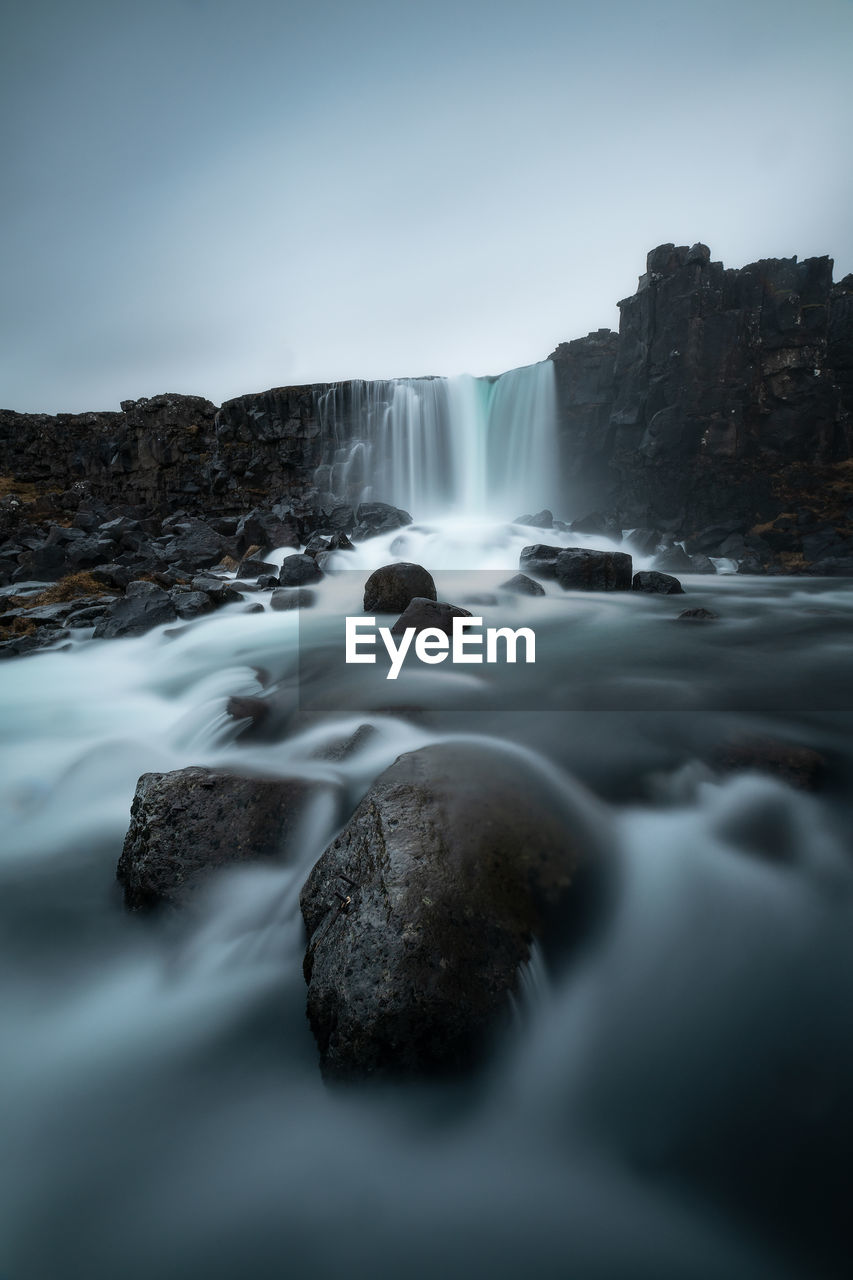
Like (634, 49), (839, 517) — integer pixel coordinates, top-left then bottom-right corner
(689, 553), (717, 574)
(632, 570), (684, 595)
(554, 548), (633, 591)
(190, 576), (244, 605)
(118, 766), (328, 910)
(92, 581), (177, 638)
(300, 742), (607, 1080)
(500, 573), (546, 596)
(169, 589), (216, 620)
(390, 597), (473, 636)
(737, 555), (767, 576)
(352, 502), (412, 541)
(625, 528), (662, 556)
(270, 587), (316, 610)
(363, 562), (437, 613)
(235, 507), (300, 555)
(238, 556), (278, 577)
(518, 544), (563, 579)
(278, 554), (323, 587)
(514, 509), (554, 529)
(677, 607), (718, 621)
(570, 512), (621, 541)
(226, 695), (271, 727)
(654, 544), (693, 574)
(160, 517), (224, 569)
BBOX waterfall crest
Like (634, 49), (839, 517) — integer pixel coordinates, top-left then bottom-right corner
(315, 360), (558, 518)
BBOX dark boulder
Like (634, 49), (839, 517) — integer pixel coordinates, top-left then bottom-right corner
(235, 508), (300, 555)
(270, 587), (316, 610)
(518, 544), (563, 579)
(569, 512), (621, 541)
(632, 570), (684, 595)
(689, 553), (717, 574)
(737, 555), (767, 576)
(352, 502), (412, 541)
(500, 573), (546, 596)
(190, 576), (245, 605)
(278, 554), (323, 587)
(554, 548), (632, 591)
(238, 556), (278, 577)
(299, 742), (608, 1080)
(390, 597), (473, 636)
(169, 589), (216, 620)
(363, 562), (436, 613)
(92, 581), (177, 638)
(654, 544), (693, 574)
(118, 766), (329, 910)
(160, 518), (224, 570)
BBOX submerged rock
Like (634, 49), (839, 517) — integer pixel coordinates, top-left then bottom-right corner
(632, 570), (684, 595)
(363, 562), (437, 613)
(500, 573), (546, 596)
(118, 766), (327, 910)
(677, 607), (718, 621)
(554, 548), (633, 591)
(299, 742), (608, 1081)
(390, 597), (472, 636)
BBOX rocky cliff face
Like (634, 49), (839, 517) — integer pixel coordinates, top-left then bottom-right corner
(550, 244), (853, 566)
(2, 244), (852, 571)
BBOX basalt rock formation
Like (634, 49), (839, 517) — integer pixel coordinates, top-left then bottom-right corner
(2, 244), (852, 573)
(550, 244), (853, 571)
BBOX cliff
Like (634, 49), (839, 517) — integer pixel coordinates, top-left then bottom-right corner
(550, 244), (853, 566)
(2, 243), (852, 571)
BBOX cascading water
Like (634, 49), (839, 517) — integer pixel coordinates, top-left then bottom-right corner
(316, 360), (559, 517)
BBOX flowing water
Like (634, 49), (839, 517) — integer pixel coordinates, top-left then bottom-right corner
(316, 361), (559, 515)
(2, 372), (852, 1279)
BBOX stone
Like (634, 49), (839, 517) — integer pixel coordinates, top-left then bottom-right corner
(299, 742), (608, 1080)
(514, 509), (554, 529)
(169, 589), (216, 619)
(518, 544), (563, 579)
(554, 548), (633, 591)
(92, 580), (177, 638)
(390, 597), (473, 636)
(689, 553), (717, 574)
(352, 502), (413, 540)
(363, 562), (437, 613)
(118, 766), (328, 910)
(500, 573), (546, 596)
(160, 517), (224, 569)
(278, 554), (323, 587)
(677, 608), (718, 621)
(632, 570), (684, 594)
(270, 587), (316, 610)
(654, 544), (693, 574)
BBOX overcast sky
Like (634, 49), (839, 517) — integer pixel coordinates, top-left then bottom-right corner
(3, 0), (852, 412)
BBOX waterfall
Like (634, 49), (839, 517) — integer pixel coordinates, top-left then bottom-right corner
(315, 361), (559, 518)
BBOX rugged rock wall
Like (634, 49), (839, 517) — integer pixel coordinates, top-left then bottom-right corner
(2, 244), (852, 568)
(550, 244), (853, 552)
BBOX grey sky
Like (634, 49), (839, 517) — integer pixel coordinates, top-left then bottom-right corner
(2, 0), (852, 412)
